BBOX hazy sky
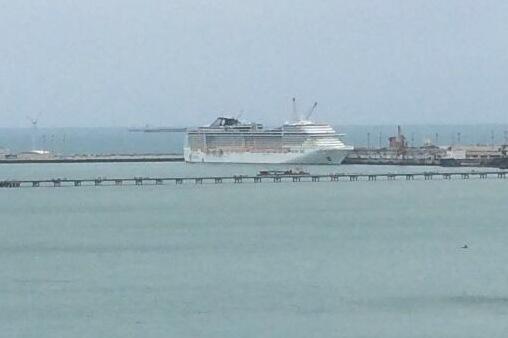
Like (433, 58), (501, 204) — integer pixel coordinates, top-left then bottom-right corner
(1, 0), (507, 127)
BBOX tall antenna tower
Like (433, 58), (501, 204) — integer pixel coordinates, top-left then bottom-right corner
(26, 113), (41, 151)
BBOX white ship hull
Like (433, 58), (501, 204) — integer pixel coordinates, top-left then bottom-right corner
(184, 147), (352, 164)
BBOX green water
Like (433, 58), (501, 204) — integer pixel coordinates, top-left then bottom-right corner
(1, 163), (508, 337)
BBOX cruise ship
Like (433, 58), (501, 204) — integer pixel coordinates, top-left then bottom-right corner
(184, 104), (353, 164)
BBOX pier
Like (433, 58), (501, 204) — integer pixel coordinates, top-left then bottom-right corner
(1, 170), (507, 188)
(0, 153), (184, 164)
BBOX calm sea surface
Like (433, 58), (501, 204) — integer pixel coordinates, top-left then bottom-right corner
(1, 162), (508, 337)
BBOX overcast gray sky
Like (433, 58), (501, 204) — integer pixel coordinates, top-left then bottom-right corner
(0, 0), (507, 127)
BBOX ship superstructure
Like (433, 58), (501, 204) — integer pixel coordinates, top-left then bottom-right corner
(184, 102), (352, 164)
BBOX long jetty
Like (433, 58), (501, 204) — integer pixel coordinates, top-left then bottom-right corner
(0, 154), (184, 164)
(1, 171), (507, 188)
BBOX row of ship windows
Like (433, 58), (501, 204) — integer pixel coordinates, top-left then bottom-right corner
(188, 140), (343, 149)
(188, 135), (340, 141)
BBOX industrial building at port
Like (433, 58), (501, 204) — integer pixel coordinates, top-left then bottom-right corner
(344, 126), (508, 168)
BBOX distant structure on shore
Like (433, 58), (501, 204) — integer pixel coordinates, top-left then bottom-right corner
(388, 126), (407, 150)
(345, 125), (508, 168)
(345, 125), (444, 165)
(26, 113), (45, 153)
(128, 125), (187, 133)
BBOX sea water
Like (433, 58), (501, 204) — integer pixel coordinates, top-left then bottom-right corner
(1, 162), (508, 337)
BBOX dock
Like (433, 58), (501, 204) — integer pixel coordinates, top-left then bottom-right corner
(0, 153), (184, 164)
(1, 170), (507, 188)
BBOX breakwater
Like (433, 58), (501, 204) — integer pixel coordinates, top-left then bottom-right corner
(0, 153), (184, 164)
(1, 170), (507, 188)
(1, 150), (506, 168)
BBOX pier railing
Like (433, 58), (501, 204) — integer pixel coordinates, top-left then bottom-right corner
(1, 171), (507, 188)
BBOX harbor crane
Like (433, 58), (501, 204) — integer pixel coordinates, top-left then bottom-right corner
(305, 102), (318, 120)
(291, 98), (318, 121)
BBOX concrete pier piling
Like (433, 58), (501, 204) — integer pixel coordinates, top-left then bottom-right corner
(0, 181), (21, 188)
(2, 170), (507, 189)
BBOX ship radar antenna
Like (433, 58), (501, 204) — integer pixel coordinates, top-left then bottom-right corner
(305, 102), (318, 120)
